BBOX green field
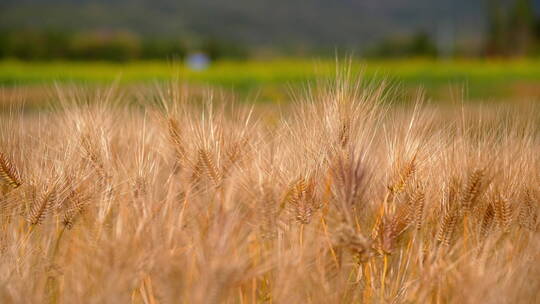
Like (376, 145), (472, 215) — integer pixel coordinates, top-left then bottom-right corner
(2, 59), (540, 102)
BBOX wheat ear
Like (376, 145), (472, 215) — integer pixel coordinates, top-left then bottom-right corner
(62, 189), (89, 229)
(27, 186), (56, 226)
(480, 203), (495, 239)
(389, 155), (417, 195)
(518, 189), (537, 231)
(460, 169), (484, 212)
(0, 152), (22, 188)
(437, 204), (458, 246)
(199, 149), (221, 185)
(493, 193), (512, 232)
(167, 117), (186, 160)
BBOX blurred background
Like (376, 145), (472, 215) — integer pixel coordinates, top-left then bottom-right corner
(1, 0), (540, 106)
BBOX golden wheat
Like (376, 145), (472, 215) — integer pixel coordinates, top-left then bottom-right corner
(0, 76), (538, 303)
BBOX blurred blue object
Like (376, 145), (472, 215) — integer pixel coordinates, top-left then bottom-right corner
(186, 53), (210, 71)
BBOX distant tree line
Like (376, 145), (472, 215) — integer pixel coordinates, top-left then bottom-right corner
(485, 0), (540, 56)
(0, 30), (248, 61)
(1, 0), (539, 61)
(366, 0), (540, 59)
(364, 32), (438, 58)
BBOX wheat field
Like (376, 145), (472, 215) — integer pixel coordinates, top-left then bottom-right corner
(0, 72), (539, 303)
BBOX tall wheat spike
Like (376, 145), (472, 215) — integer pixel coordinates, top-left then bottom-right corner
(378, 216), (398, 254)
(190, 155), (204, 184)
(167, 117), (186, 160)
(437, 204), (459, 246)
(27, 186), (56, 226)
(62, 189), (89, 229)
(221, 138), (246, 179)
(411, 187), (426, 230)
(338, 120), (350, 148)
(0, 152), (22, 188)
(493, 193), (512, 232)
(199, 149), (222, 185)
(460, 169), (484, 213)
(80, 134), (108, 181)
(518, 190), (538, 231)
(293, 178), (313, 224)
(280, 178), (304, 212)
(389, 156), (416, 195)
(480, 203), (495, 239)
